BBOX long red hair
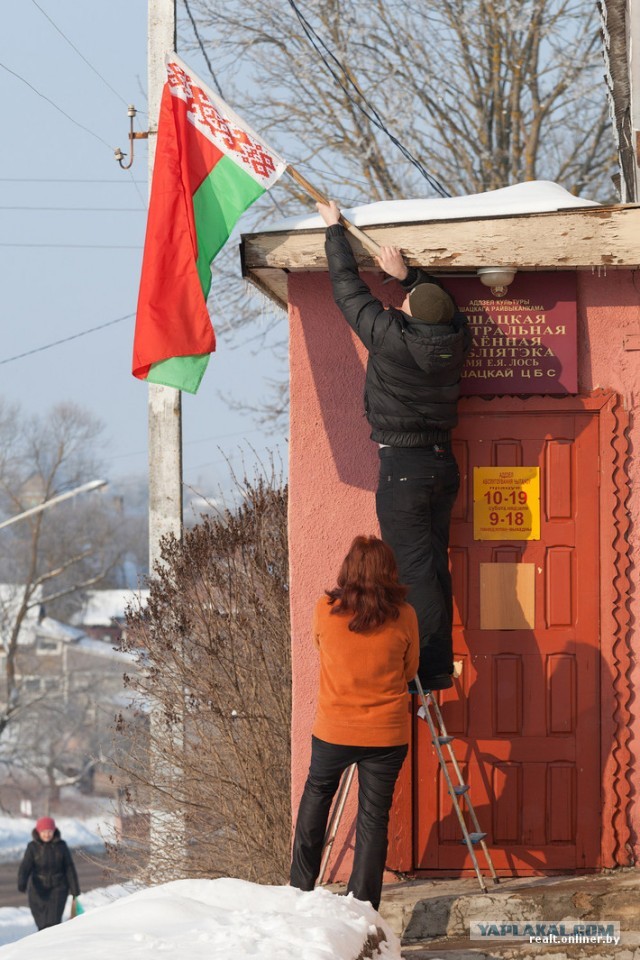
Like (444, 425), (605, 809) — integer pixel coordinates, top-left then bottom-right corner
(326, 535), (408, 632)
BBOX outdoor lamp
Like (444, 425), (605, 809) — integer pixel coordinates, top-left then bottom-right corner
(477, 266), (517, 297)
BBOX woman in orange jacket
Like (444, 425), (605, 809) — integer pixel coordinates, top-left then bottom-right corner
(290, 535), (419, 910)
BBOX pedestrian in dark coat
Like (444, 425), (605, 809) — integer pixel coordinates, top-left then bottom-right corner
(316, 200), (472, 690)
(17, 817), (81, 930)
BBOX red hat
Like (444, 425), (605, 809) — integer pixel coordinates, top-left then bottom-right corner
(35, 817), (55, 834)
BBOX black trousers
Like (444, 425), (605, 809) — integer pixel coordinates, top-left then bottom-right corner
(376, 445), (460, 683)
(290, 737), (408, 910)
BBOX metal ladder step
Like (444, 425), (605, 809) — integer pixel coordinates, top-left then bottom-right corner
(462, 831), (487, 844)
(415, 676), (499, 891)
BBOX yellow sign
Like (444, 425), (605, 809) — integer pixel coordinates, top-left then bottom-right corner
(473, 467), (540, 540)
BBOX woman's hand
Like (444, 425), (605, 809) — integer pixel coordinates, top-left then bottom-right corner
(375, 245), (409, 281)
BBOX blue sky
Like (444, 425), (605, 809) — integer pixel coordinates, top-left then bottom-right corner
(0, 1), (287, 502)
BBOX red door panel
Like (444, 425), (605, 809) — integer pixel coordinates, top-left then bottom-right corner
(414, 409), (601, 875)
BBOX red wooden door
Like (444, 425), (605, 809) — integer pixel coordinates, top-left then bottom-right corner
(414, 406), (601, 874)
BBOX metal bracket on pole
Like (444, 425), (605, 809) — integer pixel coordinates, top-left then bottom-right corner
(114, 105), (149, 170)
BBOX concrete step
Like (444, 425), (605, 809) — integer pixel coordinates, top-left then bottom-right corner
(377, 870), (640, 943)
(401, 939), (640, 960)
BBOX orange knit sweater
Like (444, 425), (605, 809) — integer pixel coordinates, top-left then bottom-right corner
(311, 596), (420, 747)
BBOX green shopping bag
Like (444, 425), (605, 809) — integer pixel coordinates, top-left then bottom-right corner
(70, 897), (85, 918)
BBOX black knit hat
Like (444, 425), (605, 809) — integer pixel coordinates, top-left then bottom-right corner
(408, 283), (455, 324)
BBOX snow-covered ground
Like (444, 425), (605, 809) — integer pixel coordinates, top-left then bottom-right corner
(0, 882), (136, 948)
(0, 879), (400, 959)
(0, 813), (113, 864)
(0, 816), (398, 957)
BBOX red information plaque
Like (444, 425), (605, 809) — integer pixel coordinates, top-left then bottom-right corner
(444, 273), (578, 395)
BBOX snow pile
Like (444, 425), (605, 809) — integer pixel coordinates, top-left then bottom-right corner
(0, 814), (112, 864)
(0, 878), (401, 959)
(264, 180), (599, 232)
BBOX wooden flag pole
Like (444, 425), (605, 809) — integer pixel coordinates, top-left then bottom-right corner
(286, 165), (382, 255)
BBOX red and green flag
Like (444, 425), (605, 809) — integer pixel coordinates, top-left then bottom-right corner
(132, 55), (287, 393)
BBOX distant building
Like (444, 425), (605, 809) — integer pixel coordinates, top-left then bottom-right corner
(71, 588), (150, 643)
(0, 584), (144, 813)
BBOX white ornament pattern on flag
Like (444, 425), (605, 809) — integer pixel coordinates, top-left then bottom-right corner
(167, 60), (286, 188)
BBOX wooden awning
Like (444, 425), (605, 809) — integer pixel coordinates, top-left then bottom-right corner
(240, 203), (640, 308)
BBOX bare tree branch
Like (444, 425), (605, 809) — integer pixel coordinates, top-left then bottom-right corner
(178, 0), (616, 425)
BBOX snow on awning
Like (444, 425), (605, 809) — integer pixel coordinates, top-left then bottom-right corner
(264, 180), (599, 232)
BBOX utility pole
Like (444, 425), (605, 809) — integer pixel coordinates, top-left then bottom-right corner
(147, 0), (184, 878)
(148, 0), (181, 576)
(630, 0), (640, 199)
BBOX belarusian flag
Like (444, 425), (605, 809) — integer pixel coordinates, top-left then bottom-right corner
(132, 54), (287, 393)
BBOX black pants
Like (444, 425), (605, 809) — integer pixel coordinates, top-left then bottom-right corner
(290, 737), (408, 910)
(376, 445), (460, 682)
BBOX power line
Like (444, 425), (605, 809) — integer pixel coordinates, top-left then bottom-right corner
(183, 0), (224, 98)
(182, 1), (287, 218)
(0, 206), (145, 212)
(0, 313), (134, 367)
(0, 243), (142, 249)
(127, 167), (148, 209)
(26, 1), (149, 207)
(0, 178), (147, 183)
(0, 60), (112, 150)
(286, 0), (451, 199)
(106, 426), (266, 462)
(30, 0), (130, 108)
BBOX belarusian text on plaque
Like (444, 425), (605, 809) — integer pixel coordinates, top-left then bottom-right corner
(445, 274), (577, 395)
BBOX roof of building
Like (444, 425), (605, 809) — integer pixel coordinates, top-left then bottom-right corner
(240, 180), (640, 307)
(36, 616), (86, 643)
(0, 583), (43, 648)
(72, 636), (138, 662)
(70, 589), (150, 628)
(263, 181), (599, 233)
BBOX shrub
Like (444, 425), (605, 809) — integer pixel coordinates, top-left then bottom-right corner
(112, 474), (291, 884)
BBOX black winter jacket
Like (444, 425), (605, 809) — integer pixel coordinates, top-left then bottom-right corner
(326, 224), (471, 446)
(18, 829), (80, 930)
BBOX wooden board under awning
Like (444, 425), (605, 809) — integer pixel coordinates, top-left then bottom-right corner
(240, 202), (640, 309)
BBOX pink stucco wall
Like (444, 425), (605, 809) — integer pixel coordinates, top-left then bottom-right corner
(577, 271), (640, 860)
(288, 267), (640, 877)
(288, 269), (403, 879)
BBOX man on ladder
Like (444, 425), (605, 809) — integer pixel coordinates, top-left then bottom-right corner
(310, 203), (497, 896)
(316, 201), (471, 691)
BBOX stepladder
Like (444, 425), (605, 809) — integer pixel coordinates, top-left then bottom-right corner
(318, 674), (500, 892)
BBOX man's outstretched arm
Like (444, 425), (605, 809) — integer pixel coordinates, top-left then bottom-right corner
(317, 201), (400, 351)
